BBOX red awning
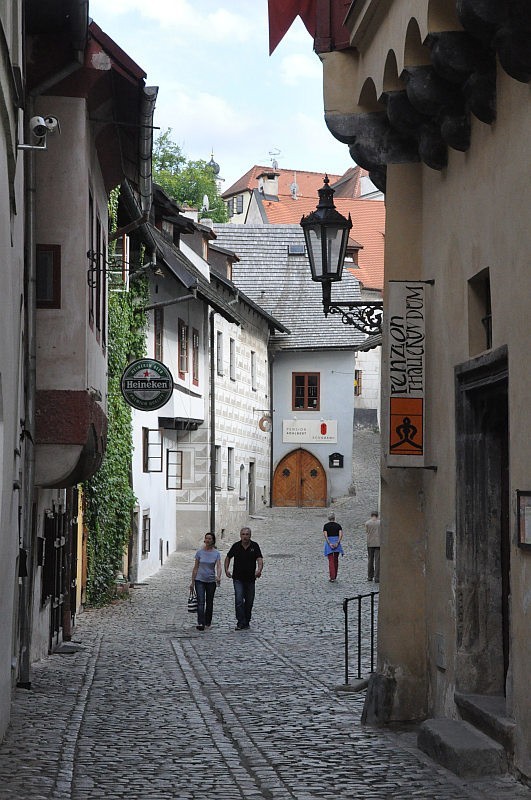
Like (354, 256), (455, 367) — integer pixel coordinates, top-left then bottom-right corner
(268, 0), (316, 54)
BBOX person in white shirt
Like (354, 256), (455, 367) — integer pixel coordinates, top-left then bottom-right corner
(365, 511), (381, 583)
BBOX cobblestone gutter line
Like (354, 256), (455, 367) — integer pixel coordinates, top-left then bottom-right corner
(174, 638), (300, 799)
(49, 634), (103, 800)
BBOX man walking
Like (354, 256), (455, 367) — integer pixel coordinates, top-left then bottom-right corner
(365, 511), (381, 583)
(224, 527), (263, 630)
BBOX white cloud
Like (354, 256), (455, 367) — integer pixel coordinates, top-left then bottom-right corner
(91, 0), (256, 44)
(278, 53), (322, 86)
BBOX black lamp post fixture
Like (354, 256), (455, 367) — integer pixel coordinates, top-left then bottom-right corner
(300, 176), (383, 336)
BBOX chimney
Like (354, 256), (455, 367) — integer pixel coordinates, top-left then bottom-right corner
(257, 170), (279, 198)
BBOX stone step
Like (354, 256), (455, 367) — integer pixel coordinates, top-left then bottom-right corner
(417, 718), (508, 778)
(454, 692), (515, 754)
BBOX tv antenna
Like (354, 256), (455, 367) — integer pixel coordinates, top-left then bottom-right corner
(269, 147), (281, 169)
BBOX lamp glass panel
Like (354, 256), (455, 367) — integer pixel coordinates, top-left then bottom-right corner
(306, 227), (324, 279)
(324, 226), (345, 280)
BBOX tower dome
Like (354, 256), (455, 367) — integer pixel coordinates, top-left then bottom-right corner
(207, 152), (220, 176)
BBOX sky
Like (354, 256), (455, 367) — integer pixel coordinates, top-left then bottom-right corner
(88, 0), (353, 190)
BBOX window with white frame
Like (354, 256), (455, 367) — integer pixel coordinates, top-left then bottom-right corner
(166, 450), (183, 489)
(216, 331), (223, 376)
(215, 446), (221, 489)
(142, 428), (163, 472)
(227, 447), (235, 490)
(239, 464), (246, 500)
(251, 351), (257, 391)
(230, 338), (236, 381)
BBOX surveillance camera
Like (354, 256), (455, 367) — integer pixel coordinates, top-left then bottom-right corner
(29, 116), (48, 138)
(44, 116), (60, 134)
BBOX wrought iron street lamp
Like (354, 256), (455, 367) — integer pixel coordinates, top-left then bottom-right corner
(301, 176), (383, 336)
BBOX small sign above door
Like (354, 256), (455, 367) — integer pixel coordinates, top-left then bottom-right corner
(282, 419), (337, 443)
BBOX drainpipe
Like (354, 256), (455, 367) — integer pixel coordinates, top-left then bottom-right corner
(17, 104), (38, 688)
(209, 312), (216, 533)
(269, 351), (274, 508)
(18, 1), (89, 686)
(110, 86), (158, 242)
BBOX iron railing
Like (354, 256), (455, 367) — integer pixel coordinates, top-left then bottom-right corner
(342, 592), (379, 685)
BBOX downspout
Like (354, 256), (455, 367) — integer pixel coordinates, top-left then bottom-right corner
(109, 86), (158, 242)
(18, 2), (88, 688)
(269, 347), (274, 508)
(209, 312), (216, 534)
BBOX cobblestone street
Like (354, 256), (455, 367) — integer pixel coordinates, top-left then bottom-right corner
(0, 430), (529, 799)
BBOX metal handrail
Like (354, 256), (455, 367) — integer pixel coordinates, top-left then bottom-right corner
(342, 592), (379, 685)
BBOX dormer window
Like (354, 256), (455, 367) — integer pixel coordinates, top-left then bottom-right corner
(162, 219), (173, 239)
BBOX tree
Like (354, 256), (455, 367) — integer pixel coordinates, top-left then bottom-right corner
(153, 129), (228, 223)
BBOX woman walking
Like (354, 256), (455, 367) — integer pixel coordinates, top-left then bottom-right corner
(190, 532), (221, 630)
(323, 512), (344, 582)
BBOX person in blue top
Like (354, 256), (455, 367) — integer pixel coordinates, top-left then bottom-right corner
(190, 532), (222, 631)
(323, 512), (344, 582)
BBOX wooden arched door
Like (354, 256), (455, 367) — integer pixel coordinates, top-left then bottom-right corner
(272, 449), (327, 507)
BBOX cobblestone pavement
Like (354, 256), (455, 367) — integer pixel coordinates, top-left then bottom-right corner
(0, 430), (529, 799)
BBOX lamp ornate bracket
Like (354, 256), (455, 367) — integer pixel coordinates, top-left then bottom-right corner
(325, 300), (383, 336)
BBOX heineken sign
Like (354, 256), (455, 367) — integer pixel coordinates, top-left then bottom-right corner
(121, 359), (174, 411)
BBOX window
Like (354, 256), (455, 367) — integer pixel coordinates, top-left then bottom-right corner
(468, 268), (492, 355)
(192, 328), (199, 386)
(239, 464), (246, 500)
(236, 195), (244, 214)
(110, 233), (130, 291)
(178, 319), (189, 377)
(142, 513), (151, 555)
(154, 307), (164, 361)
(142, 428), (163, 472)
(227, 447), (235, 490)
(227, 198), (234, 217)
(214, 445), (221, 489)
(230, 338), (236, 381)
(166, 450), (183, 490)
(101, 233), (107, 351)
(251, 351), (256, 391)
(95, 217), (103, 337)
(36, 245), (61, 308)
(354, 369), (363, 396)
(288, 244), (305, 256)
(293, 373), (320, 410)
(216, 331), (223, 376)
(88, 191), (94, 326)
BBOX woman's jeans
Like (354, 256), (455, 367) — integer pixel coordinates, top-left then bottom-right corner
(233, 579), (255, 627)
(195, 580), (217, 626)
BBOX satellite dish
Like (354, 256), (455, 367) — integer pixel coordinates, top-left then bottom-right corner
(202, 194), (210, 212)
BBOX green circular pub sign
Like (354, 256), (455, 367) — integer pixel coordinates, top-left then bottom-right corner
(120, 359), (174, 411)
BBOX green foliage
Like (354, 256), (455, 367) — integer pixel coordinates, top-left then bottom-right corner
(153, 128), (228, 223)
(83, 223), (148, 606)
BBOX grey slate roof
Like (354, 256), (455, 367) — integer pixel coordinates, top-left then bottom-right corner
(149, 224), (247, 326)
(212, 224), (365, 350)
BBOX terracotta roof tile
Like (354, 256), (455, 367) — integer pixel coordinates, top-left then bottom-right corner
(222, 165), (343, 199)
(263, 196), (385, 291)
